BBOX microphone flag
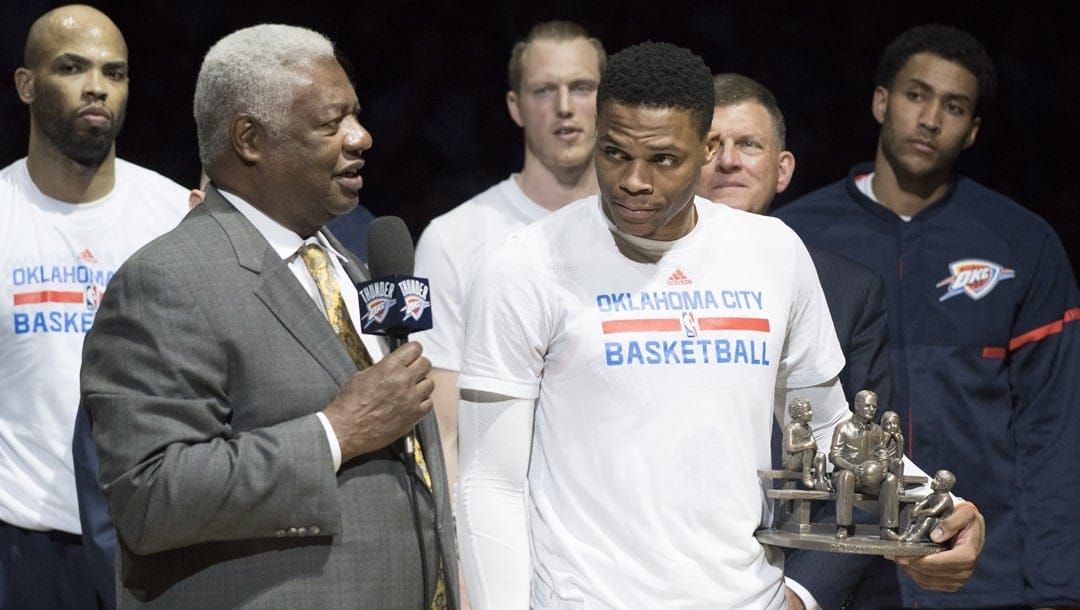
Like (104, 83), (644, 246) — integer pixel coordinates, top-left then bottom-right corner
(356, 274), (432, 337)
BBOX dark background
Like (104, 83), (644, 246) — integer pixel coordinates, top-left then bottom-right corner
(3, 1), (1077, 269)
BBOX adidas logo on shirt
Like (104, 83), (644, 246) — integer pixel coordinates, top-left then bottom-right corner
(667, 268), (691, 286)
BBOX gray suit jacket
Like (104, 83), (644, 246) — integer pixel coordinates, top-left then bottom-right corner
(81, 187), (457, 609)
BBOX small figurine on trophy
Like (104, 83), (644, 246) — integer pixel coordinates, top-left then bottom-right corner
(829, 390), (901, 541)
(782, 398), (830, 490)
(881, 410), (905, 496)
(901, 470), (956, 543)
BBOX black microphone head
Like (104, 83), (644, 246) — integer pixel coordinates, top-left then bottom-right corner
(367, 216), (414, 278)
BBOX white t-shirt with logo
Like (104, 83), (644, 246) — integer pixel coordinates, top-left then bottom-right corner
(0, 157), (188, 533)
(459, 196), (845, 608)
(414, 175), (550, 371)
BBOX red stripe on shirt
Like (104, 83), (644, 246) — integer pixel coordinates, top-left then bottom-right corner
(699, 317), (771, 332)
(1007, 307), (1080, 352)
(13, 291), (84, 305)
(602, 317), (770, 334)
(602, 319), (681, 333)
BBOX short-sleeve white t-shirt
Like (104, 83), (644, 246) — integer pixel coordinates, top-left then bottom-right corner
(460, 196), (844, 608)
(414, 176), (550, 371)
(0, 158), (188, 533)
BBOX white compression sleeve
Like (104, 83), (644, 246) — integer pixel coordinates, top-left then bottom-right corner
(456, 389), (534, 610)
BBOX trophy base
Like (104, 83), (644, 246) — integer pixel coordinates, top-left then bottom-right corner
(756, 523), (944, 556)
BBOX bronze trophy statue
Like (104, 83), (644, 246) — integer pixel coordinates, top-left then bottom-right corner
(757, 390), (958, 556)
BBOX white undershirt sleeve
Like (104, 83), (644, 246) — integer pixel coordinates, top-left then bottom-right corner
(783, 576), (823, 610)
(456, 389), (534, 609)
(315, 412), (342, 472)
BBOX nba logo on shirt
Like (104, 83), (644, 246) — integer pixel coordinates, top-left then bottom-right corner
(84, 284), (104, 310)
(682, 311), (700, 337)
(936, 259), (1015, 302)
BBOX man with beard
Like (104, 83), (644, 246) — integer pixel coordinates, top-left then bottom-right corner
(414, 20), (605, 495)
(776, 24), (1080, 608)
(0, 5), (187, 608)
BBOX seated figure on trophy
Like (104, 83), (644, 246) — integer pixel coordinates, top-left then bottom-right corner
(829, 390), (901, 541)
(901, 470), (956, 543)
(782, 397), (831, 490)
(882, 410), (906, 495)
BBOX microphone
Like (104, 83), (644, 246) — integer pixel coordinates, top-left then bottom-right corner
(359, 216), (433, 349)
(359, 216), (432, 455)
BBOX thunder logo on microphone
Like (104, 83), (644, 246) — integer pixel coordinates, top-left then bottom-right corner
(357, 276), (432, 335)
(358, 280), (397, 328)
(397, 277), (431, 322)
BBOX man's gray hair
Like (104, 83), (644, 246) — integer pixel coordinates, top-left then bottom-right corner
(194, 24), (336, 167)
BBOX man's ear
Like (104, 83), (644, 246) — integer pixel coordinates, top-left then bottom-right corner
(703, 130), (720, 164)
(187, 189), (205, 210)
(506, 90), (524, 128)
(14, 68), (35, 104)
(776, 151), (796, 194)
(962, 117), (981, 150)
(871, 86), (889, 126)
(231, 115), (263, 165)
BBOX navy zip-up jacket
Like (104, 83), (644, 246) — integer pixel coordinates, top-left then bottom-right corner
(776, 162), (1080, 608)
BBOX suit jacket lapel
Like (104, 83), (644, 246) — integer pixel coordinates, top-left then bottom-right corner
(201, 187), (356, 386)
(321, 228), (368, 283)
(255, 256), (358, 385)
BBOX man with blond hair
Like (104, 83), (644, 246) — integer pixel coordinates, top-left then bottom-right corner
(415, 20), (605, 493)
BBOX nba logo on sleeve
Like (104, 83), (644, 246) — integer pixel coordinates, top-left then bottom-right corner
(936, 259), (1015, 302)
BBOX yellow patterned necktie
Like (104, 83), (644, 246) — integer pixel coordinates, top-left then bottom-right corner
(297, 243), (446, 609)
(297, 244), (373, 369)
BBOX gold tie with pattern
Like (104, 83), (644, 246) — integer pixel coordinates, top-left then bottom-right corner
(297, 244), (374, 369)
(297, 243), (446, 610)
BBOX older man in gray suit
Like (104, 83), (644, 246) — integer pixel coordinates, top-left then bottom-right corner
(81, 24), (456, 609)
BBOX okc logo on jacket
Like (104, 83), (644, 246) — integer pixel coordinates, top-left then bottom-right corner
(936, 259), (1015, 302)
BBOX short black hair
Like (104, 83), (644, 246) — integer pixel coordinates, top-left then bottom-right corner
(875, 24), (997, 116)
(712, 73), (787, 149)
(597, 41), (714, 137)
